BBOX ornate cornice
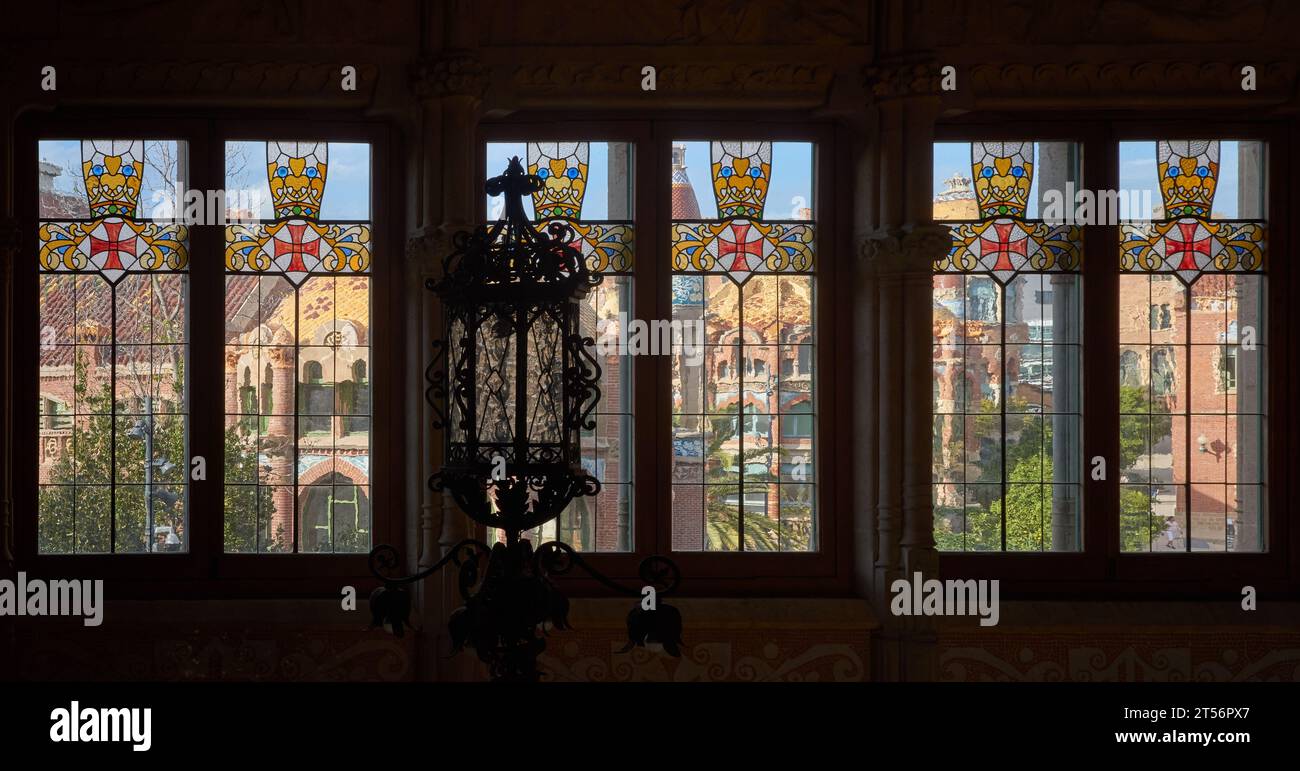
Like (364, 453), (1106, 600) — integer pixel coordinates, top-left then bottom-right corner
(510, 61), (831, 106)
(962, 60), (1298, 107)
(413, 53), (488, 100)
(32, 61), (383, 105)
(858, 224), (951, 275)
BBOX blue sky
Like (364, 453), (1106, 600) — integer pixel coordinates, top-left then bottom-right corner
(485, 141), (814, 221)
(37, 140), (371, 220)
(933, 140), (1251, 219)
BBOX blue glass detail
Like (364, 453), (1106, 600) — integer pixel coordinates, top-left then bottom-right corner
(749, 167), (761, 178)
(721, 166), (733, 177)
(1011, 166), (1024, 178)
(1197, 165), (1210, 177)
(537, 168), (549, 179)
(982, 167), (994, 178)
(121, 165), (135, 176)
(277, 166), (289, 177)
(91, 165), (104, 175)
(566, 167), (579, 179)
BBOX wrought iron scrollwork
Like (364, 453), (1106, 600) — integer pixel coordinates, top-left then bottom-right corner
(368, 158), (682, 680)
(425, 338), (448, 429)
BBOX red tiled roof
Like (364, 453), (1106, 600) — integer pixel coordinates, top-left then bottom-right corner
(39, 271), (188, 367)
(40, 189), (89, 219)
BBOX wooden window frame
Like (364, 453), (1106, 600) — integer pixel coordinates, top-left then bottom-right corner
(935, 117), (1297, 598)
(476, 115), (853, 596)
(13, 111), (405, 598)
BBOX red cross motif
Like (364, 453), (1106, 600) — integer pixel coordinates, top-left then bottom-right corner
(89, 220), (137, 272)
(717, 223), (764, 272)
(274, 223), (320, 273)
(1165, 221), (1211, 272)
(978, 222), (1028, 273)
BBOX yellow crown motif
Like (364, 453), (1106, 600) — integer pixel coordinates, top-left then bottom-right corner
(267, 141), (328, 219)
(712, 141), (771, 219)
(82, 140), (144, 218)
(972, 141), (1033, 219)
(1158, 140), (1218, 218)
(527, 142), (588, 220)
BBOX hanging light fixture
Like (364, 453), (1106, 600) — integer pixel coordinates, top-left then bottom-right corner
(368, 158), (682, 681)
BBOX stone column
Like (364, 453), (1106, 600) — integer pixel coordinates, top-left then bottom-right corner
(858, 61), (948, 681)
(264, 344), (297, 548)
(409, 42), (487, 681)
(223, 349), (242, 430)
(1036, 142), (1082, 551)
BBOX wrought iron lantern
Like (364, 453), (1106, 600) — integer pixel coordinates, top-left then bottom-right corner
(368, 158), (682, 681)
(434, 157), (603, 532)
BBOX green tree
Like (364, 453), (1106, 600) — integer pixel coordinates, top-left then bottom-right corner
(1117, 384), (1171, 552)
(701, 415), (806, 551)
(936, 386), (1168, 552)
(38, 331), (270, 553)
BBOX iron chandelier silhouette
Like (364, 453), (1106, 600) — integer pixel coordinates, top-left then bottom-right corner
(368, 158), (682, 681)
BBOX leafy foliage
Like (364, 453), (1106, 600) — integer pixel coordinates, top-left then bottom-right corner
(39, 349), (270, 553)
(934, 387), (1165, 552)
(701, 415), (810, 551)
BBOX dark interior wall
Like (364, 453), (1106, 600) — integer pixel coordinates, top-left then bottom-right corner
(1, 0), (1297, 682)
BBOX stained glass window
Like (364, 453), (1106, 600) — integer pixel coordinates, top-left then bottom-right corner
(223, 141), (373, 553)
(484, 141), (635, 551)
(37, 139), (190, 554)
(670, 141), (817, 552)
(932, 141), (1084, 552)
(1118, 140), (1266, 552)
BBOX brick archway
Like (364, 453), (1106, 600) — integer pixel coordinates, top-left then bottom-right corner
(298, 457), (368, 489)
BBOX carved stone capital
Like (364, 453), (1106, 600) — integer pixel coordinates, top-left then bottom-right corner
(858, 224), (951, 275)
(863, 61), (941, 101)
(406, 226), (468, 268)
(414, 53), (487, 100)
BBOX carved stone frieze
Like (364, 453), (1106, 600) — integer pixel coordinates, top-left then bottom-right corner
(12, 625), (415, 682)
(480, 0), (868, 47)
(540, 640), (869, 682)
(510, 61), (832, 105)
(941, 628), (1300, 682)
(962, 60), (1298, 107)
